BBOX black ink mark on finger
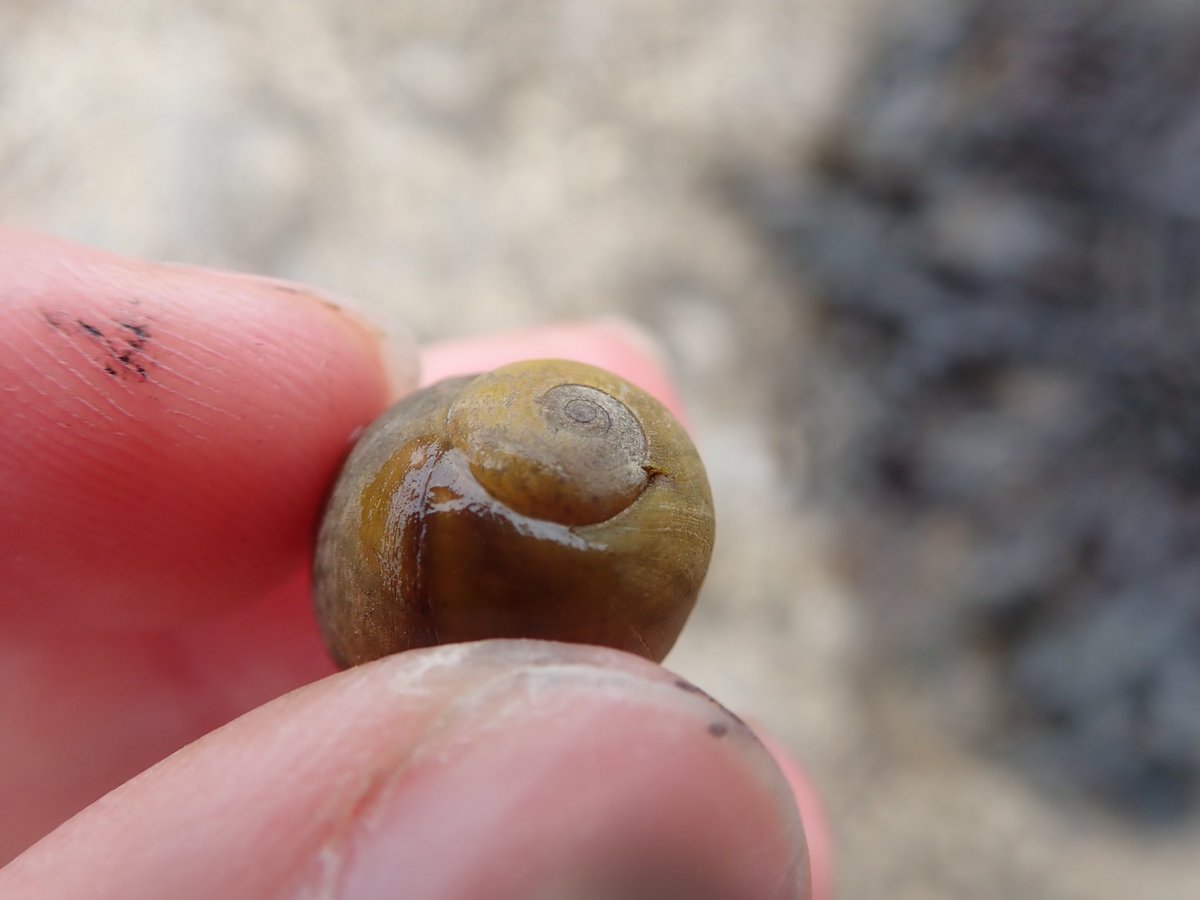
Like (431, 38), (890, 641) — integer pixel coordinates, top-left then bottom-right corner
(42, 310), (154, 382)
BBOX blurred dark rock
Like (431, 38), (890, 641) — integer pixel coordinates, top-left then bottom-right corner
(740, 0), (1200, 819)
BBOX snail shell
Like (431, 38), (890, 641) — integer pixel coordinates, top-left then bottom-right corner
(313, 358), (715, 666)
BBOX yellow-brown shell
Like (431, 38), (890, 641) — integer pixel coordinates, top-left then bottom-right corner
(313, 359), (715, 666)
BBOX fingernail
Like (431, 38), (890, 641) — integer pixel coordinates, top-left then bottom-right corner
(326, 641), (808, 900)
(159, 261), (421, 400)
(275, 280), (421, 401)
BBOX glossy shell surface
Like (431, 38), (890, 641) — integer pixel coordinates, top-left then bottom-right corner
(314, 359), (715, 666)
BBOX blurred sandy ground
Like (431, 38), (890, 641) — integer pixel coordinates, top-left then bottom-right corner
(2, 2), (1196, 897)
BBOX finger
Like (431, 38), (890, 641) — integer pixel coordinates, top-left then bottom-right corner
(420, 317), (688, 423)
(0, 570), (335, 866)
(1, 642), (810, 900)
(0, 228), (418, 631)
(759, 731), (834, 900)
(0, 320), (696, 862)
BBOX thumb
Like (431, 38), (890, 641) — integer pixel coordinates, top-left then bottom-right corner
(1, 641), (810, 900)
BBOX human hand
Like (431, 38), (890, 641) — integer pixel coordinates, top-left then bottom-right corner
(0, 229), (825, 899)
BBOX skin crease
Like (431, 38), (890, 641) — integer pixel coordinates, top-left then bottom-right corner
(0, 229), (828, 899)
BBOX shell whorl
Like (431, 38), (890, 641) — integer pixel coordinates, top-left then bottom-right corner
(445, 360), (655, 526)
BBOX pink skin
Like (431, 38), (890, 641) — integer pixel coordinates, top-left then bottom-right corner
(0, 229), (829, 899)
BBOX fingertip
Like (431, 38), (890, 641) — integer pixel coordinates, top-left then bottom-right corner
(420, 317), (689, 423)
(337, 645), (807, 900)
(756, 727), (834, 900)
(207, 270), (421, 402)
(4, 643), (809, 900)
(0, 231), (418, 629)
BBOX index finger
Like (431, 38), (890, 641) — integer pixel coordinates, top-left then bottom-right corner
(0, 229), (417, 632)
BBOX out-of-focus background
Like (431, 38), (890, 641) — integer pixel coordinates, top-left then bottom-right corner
(4, 0), (1198, 895)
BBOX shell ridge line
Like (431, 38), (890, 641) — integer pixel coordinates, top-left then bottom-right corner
(430, 456), (600, 553)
